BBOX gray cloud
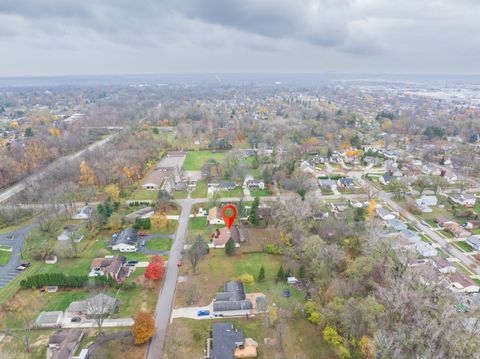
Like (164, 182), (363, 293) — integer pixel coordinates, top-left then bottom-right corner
(0, 0), (479, 75)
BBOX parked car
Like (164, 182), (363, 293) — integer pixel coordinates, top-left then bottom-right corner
(5, 235), (14, 241)
(112, 233), (119, 239)
(71, 317), (82, 322)
(141, 240), (146, 246)
(138, 232), (147, 237)
(177, 260), (183, 267)
(16, 262), (31, 271)
(127, 260), (138, 266)
(197, 310), (210, 317)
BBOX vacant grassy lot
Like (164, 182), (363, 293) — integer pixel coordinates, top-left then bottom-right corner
(0, 328), (52, 359)
(131, 188), (158, 201)
(188, 216), (207, 231)
(191, 180), (208, 198)
(215, 187), (244, 198)
(250, 189), (271, 197)
(146, 237), (172, 251)
(183, 150), (226, 171)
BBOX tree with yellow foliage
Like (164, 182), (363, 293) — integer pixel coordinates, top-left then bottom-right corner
(78, 160), (96, 186)
(10, 120), (19, 129)
(151, 213), (168, 229)
(104, 184), (120, 201)
(131, 311), (155, 345)
(48, 128), (61, 137)
(367, 199), (376, 219)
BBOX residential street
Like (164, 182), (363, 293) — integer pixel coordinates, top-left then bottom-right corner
(0, 223), (37, 288)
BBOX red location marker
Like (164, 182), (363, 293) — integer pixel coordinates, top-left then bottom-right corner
(221, 204), (237, 230)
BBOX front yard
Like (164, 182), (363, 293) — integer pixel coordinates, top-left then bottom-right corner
(145, 237), (173, 251)
(183, 151), (226, 171)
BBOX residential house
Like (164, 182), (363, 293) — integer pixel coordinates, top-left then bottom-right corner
(66, 293), (117, 316)
(208, 207), (225, 225)
(337, 177), (355, 188)
(449, 194), (477, 208)
(379, 173), (393, 185)
(213, 280), (252, 313)
(218, 181), (237, 191)
(376, 207), (395, 221)
(141, 167), (173, 190)
(211, 226), (243, 248)
(422, 163), (442, 176)
(35, 311), (63, 329)
(124, 207), (154, 223)
(430, 256), (456, 274)
(300, 160), (315, 174)
(47, 330), (84, 359)
(400, 229), (421, 243)
(465, 220), (480, 229)
(416, 195), (438, 207)
(71, 206), (92, 220)
(57, 226), (83, 242)
(244, 175), (265, 190)
(448, 273), (480, 293)
(89, 256), (128, 281)
(109, 227), (138, 252)
(444, 222), (471, 238)
(415, 241), (437, 257)
(207, 322), (258, 359)
(466, 236), (480, 251)
(434, 216), (454, 228)
(319, 179), (337, 189)
(386, 219), (408, 231)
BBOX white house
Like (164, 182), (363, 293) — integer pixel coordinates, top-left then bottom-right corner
(416, 195), (438, 207)
(430, 256), (456, 274)
(109, 228), (138, 252)
(376, 207), (395, 221)
(300, 160), (315, 174)
(415, 241), (437, 257)
(450, 194), (476, 208)
(72, 206), (92, 220)
(448, 273), (480, 293)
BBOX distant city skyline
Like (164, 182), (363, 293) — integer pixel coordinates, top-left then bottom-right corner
(1, 0), (479, 76)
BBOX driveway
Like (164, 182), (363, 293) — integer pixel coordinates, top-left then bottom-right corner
(0, 223), (36, 288)
(62, 317), (134, 329)
(138, 234), (173, 255)
(171, 302), (214, 321)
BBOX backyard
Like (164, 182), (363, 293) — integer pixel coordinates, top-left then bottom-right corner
(183, 150), (226, 171)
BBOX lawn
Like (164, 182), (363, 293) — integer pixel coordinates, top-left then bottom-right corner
(215, 187), (244, 198)
(250, 189), (271, 197)
(172, 191), (188, 199)
(0, 246), (12, 265)
(188, 216), (207, 231)
(150, 219), (178, 235)
(183, 151), (226, 171)
(131, 189), (158, 201)
(145, 238), (172, 251)
(454, 241), (473, 252)
(191, 180), (208, 198)
(0, 328), (53, 359)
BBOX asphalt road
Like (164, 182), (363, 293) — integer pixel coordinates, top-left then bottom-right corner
(145, 198), (204, 359)
(0, 223), (37, 288)
(0, 133), (119, 204)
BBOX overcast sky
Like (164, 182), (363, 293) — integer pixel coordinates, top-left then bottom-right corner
(1, 0), (479, 76)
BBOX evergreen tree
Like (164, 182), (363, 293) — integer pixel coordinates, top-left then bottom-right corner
(298, 264), (306, 279)
(225, 237), (236, 256)
(276, 265), (285, 282)
(258, 266), (265, 282)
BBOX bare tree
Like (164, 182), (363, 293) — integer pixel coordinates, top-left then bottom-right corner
(85, 293), (117, 336)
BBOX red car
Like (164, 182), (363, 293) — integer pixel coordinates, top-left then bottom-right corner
(177, 260), (183, 267)
(138, 232), (147, 237)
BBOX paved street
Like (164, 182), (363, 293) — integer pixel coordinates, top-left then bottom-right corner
(0, 223), (37, 288)
(145, 198), (203, 359)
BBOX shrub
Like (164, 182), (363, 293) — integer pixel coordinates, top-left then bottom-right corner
(237, 273), (254, 285)
(265, 243), (282, 255)
(225, 237), (236, 256)
(257, 266), (265, 282)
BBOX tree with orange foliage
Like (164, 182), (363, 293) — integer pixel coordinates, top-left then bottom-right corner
(131, 311), (155, 344)
(359, 336), (375, 359)
(48, 128), (61, 137)
(144, 256), (165, 280)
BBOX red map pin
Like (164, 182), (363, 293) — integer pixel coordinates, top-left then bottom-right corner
(221, 204), (237, 230)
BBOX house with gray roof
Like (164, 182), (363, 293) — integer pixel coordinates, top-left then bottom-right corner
(66, 293), (117, 316)
(109, 227), (138, 252)
(386, 219), (408, 231)
(213, 280), (252, 314)
(208, 322), (258, 359)
(466, 236), (480, 251)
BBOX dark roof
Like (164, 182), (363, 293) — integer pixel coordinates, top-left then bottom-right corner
(218, 181), (236, 189)
(109, 228), (138, 247)
(211, 323), (244, 359)
(213, 280), (252, 312)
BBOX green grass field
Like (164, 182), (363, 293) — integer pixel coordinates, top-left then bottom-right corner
(250, 189), (271, 197)
(183, 151), (226, 171)
(188, 217), (207, 231)
(172, 191), (188, 199)
(455, 241), (473, 252)
(146, 238), (172, 251)
(131, 189), (158, 201)
(216, 187), (244, 198)
(0, 248), (12, 266)
(191, 181), (208, 198)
